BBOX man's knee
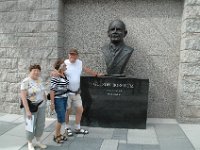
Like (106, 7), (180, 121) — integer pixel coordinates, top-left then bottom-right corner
(76, 106), (83, 114)
(66, 108), (72, 114)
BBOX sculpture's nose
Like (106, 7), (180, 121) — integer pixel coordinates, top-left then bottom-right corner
(111, 28), (117, 33)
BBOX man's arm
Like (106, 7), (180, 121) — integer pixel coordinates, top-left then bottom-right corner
(83, 67), (104, 77)
(83, 67), (98, 76)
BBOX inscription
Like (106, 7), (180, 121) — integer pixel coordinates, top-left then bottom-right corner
(89, 81), (134, 89)
(80, 76), (149, 129)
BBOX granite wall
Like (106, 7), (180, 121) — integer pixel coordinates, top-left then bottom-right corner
(177, 0), (200, 122)
(0, 0), (64, 113)
(63, 0), (183, 118)
(0, 0), (200, 122)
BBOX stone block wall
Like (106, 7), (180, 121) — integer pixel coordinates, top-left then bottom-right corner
(0, 0), (200, 122)
(63, 0), (183, 118)
(177, 0), (200, 122)
(0, 0), (63, 113)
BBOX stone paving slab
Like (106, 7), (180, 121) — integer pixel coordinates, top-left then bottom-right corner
(118, 140), (126, 144)
(179, 124), (200, 150)
(4, 123), (26, 137)
(0, 121), (20, 136)
(44, 118), (56, 130)
(0, 134), (26, 150)
(155, 124), (195, 150)
(0, 114), (22, 122)
(127, 125), (158, 145)
(147, 118), (178, 124)
(44, 120), (56, 132)
(0, 113), (7, 117)
(118, 143), (143, 150)
(13, 116), (24, 123)
(159, 137), (195, 150)
(0, 114), (199, 150)
(64, 137), (103, 150)
(100, 139), (118, 150)
(118, 144), (160, 150)
(86, 127), (114, 139)
(112, 128), (127, 141)
(154, 124), (186, 138)
(142, 144), (160, 150)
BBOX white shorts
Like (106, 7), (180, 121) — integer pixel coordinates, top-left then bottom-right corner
(67, 94), (82, 109)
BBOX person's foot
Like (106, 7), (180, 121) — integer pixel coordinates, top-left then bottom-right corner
(28, 143), (35, 150)
(74, 128), (89, 134)
(53, 135), (64, 144)
(36, 142), (47, 149)
(65, 128), (73, 136)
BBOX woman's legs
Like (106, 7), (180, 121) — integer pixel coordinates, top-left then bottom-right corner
(24, 110), (36, 150)
(35, 137), (47, 149)
(28, 141), (35, 150)
(35, 105), (46, 138)
(55, 121), (62, 136)
(54, 97), (68, 142)
(34, 104), (47, 148)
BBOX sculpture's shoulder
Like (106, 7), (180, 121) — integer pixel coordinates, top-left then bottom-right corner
(123, 45), (134, 53)
(101, 43), (109, 50)
(101, 43), (110, 54)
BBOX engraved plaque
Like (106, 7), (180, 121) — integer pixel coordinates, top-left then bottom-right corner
(81, 76), (149, 129)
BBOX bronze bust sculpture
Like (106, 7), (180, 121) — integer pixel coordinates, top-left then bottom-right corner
(102, 20), (134, 75)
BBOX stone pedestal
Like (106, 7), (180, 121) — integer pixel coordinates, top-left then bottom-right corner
(80, 76), (149, 129)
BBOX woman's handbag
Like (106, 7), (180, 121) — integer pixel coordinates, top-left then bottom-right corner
(20, 99), (43, 112)
(47, 93), (50, 100)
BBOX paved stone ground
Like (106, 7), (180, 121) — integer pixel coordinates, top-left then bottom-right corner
(0, 113), (200, 150)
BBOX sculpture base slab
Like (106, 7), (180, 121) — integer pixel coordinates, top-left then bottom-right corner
(80, 76), (149, 129)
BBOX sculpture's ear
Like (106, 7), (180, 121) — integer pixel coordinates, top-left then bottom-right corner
(107, 30), (110, 37)
(124, 30), (127, 37)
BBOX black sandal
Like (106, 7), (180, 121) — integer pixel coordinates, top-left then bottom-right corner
(53, 135), (64, 143)
(75, 128), (89, 134)
(62, 132), (68, 141)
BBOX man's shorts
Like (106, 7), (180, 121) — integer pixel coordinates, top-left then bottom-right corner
(54, 97), (68, 123)
(67, 94), (82, 109)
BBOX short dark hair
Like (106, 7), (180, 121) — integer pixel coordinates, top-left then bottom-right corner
(54, 59), (64, 70)
(29, 64), (41, 72)
(68, 48), (79, 55)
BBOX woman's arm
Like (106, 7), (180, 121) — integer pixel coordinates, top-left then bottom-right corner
(50, 90), (55, 111)
(20, 90), (32, 119)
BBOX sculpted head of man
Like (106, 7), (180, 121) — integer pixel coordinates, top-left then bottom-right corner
(107, 20), (127, 43)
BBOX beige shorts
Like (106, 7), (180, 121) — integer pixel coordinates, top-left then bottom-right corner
(67, 94), (82, 109)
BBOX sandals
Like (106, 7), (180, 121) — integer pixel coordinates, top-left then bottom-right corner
(74, 128), (89, 134)
(53, 133), (67, 144)
(53, 135), (64, 144)
(65, 128), (73, 137)
(60, 134), (68, 141)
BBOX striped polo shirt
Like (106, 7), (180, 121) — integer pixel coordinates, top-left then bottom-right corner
(50, 75), (69, 98)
